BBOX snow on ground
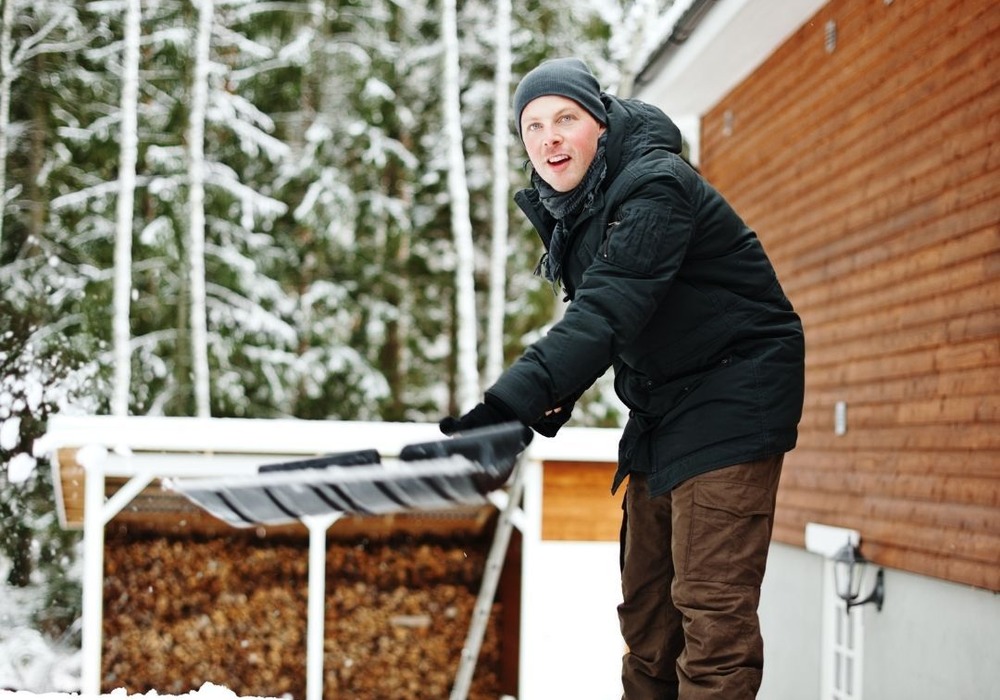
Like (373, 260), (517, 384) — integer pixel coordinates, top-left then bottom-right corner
(0, 560), (81, 692)
(0, 684), (282, 700)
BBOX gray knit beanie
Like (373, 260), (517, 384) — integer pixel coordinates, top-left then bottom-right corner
(513, 57), (607, 139)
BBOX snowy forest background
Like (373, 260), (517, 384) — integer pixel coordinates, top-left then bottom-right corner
(0, 0), (678, 689)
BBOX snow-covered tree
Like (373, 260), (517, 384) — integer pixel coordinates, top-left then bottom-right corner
(0, 1), (83, 258)
(0, 0), (15, 256)
(111, 0), (140, 417)
(484, 0), (512, 388)
(186, 0), (213, 418)
(441, 0), (479, 412)
(1, 0), (628, 426)
(608, 0), (677, 98)
(0, 297), (100, 640)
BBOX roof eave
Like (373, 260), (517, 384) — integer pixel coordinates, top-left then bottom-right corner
(633, 0), (828, 119)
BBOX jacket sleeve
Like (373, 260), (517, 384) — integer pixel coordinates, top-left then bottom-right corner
(487, 173), (694, 424)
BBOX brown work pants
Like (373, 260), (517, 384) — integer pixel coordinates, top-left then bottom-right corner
(618, 455), (784, 700)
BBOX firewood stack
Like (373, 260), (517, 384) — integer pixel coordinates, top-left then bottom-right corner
(102, 529), (503, 700)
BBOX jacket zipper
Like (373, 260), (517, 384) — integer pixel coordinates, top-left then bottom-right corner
(601, 220), (621, 259)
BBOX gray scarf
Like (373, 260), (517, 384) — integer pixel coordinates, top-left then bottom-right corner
(533, 134), (608, 287)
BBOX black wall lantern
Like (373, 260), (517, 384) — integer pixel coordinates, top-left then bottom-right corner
(833, 543), (885, 612)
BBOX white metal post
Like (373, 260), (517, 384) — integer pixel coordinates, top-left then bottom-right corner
(303, 514), (341, 700)
(450, 456), (526, 700)
(516, 458), (544, 700)
(80, 459), (107, 693)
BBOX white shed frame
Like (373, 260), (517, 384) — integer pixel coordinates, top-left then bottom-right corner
(35, 415), (621, 700)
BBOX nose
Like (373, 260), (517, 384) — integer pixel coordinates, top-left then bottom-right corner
(543, 130), (562, 147)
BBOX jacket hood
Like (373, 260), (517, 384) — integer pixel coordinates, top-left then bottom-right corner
(514, 94), (684, 248)
(602, 94), (683, 179)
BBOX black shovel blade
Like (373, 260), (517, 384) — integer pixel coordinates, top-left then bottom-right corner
(259, 448), (381, 473)
(398, 422), (531, 491)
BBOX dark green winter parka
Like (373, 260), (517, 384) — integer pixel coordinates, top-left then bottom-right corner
(487, 94), (805, 497)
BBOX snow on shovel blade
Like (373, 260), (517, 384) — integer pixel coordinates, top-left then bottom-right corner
(164, 422), (530, 528)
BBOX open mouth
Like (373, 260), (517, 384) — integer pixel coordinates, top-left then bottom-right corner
(547, 154), (570, 166)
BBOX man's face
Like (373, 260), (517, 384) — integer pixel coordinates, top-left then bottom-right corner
(520, 95), (605, 193)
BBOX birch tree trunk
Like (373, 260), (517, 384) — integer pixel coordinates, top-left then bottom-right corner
(187, 0), (213, 417)
(111, 0), (141, 416)
(484, 0), (512, 388)
(441, 0), (479, 412)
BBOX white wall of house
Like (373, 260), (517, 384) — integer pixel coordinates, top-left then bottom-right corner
(758, 543), (824, 699)
(518, 432), (624, 699)
(757, 542), (1000, 700)
(861, 569), (1000, 700)
(519, 536), (622, 698)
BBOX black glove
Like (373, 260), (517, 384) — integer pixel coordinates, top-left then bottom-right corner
(531, 404), (573, 438)
(439, 396), (519, 436)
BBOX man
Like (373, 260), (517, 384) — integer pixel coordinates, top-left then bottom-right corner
(440, 57), (805, 699)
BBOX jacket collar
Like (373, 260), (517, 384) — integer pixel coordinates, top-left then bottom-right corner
(514, 95), (683, 243)
(514, 187), (556, 247)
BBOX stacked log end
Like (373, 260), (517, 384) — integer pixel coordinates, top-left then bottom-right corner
(102, 528), (503, 700)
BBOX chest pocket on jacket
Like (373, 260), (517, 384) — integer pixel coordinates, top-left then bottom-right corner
(600, 205), (671, 277)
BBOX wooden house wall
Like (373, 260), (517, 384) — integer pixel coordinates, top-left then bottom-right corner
(541, 461), (621, 542)
(698, 0), (998, 590)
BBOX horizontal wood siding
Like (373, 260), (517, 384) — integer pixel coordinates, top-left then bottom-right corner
(541, 461), (621, 541)
(699, 0), (999, 590)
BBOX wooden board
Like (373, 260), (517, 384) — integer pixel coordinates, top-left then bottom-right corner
(541, 461), (621, 542)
